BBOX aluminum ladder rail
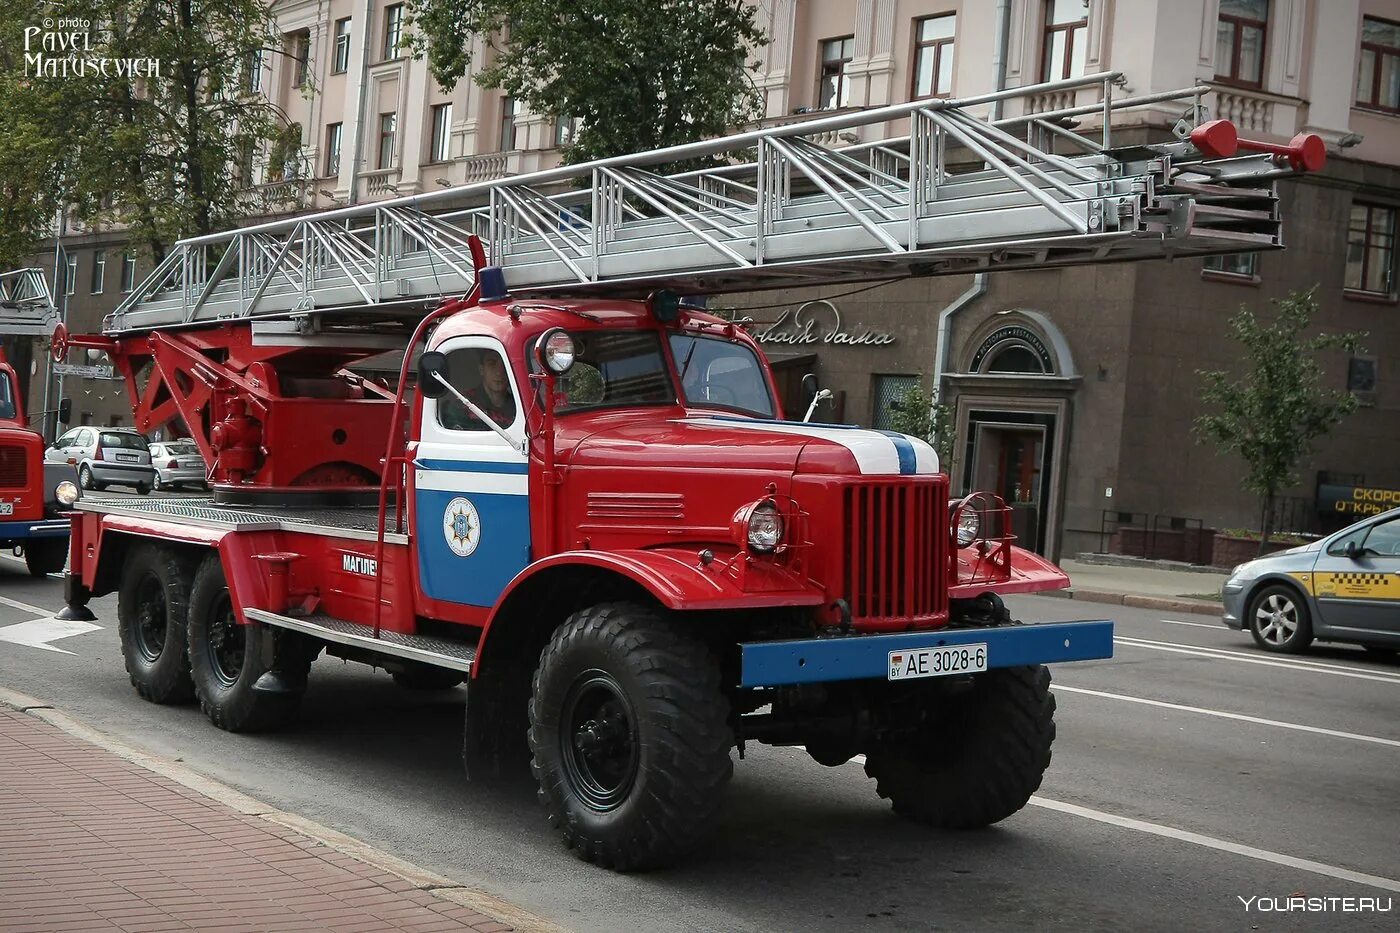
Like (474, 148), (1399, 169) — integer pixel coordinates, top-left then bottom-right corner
(106, 72), (1292, 339)
(0, 268), (60, 337)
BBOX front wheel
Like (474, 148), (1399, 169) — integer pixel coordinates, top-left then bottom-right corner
(187, 554), (312, 732)
(116, 545), (198, 703)
(863, 665), (1056, 829)
(25, 539), (67, 577)
(152, 473), (164, 491)
(1247, 584), (1313, 654)
(528, 602), (734, 871)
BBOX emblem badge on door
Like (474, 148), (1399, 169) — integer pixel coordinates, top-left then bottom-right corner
(443, 497), (482, 557)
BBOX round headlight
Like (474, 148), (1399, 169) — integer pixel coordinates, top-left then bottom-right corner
(747, 502), (784, 552)
(954, 507), (980, 547)
(541, 329), (576, 374)
(55, 480), (79, 506)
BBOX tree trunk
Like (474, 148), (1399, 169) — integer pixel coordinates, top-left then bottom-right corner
(1257, 494), (1275, 557)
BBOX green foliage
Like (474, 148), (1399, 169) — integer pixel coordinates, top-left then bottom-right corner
(405, 0), (765, 167)
(0, 0), (286, 262)
(886, 381), (957, 474)
(1194, 289), (1364, 546)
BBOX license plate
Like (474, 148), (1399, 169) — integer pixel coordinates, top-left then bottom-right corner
(116, 453), (138, 462)
(888, 643), (988, 681)
(0, 501), (11, 516)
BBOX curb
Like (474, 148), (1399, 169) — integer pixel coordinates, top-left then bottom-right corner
(0, 687), (565, 933)
(1043, 588), (1223, 616)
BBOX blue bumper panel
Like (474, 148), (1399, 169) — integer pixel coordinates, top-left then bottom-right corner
(740, 620), (1115, 688)
(0, 519), (70, 540)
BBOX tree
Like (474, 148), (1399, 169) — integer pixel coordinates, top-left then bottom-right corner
(406, 0), (765, 166)
(0, 0), (290, 264)
(1194, 289), (1364, 554)
(886, 381), (958, 475)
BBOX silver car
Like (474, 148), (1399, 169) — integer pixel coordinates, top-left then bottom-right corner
(150, 440), (208, 491)
(45, 426), (156, 494)
(1222, 507), (1400, 655)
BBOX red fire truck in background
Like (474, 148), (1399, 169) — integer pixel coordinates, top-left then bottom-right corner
(50, 75), (1319, 869)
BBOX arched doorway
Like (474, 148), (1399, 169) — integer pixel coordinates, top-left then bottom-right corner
(948, 311), (1079, 560)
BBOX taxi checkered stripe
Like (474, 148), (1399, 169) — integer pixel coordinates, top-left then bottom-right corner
(1330, 572), (1390, 586)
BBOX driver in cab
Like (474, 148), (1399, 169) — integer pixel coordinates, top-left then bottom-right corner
(441, 351), (516, 430)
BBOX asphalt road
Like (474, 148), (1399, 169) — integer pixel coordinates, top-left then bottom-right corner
(1, 548), (1397, 931)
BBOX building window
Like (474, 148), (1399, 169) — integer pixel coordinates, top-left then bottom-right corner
(1356, 17), (1400, 113)
(912, 14), (955, 99)
(332, 17), (351, 75)
(120, 253), (136, 293)
(1215, 0), (1268, 87)
(244, 49), (262, 92)
(64, 255), (77, 296)
(554, 115), (580, 147)
(1345, 203), (1396, 296)
(429, 103), (453, 162)
(499, 97), (516, 151)
(377, 113), (397, 169)
(90, 251), (105, 294)
(871, 375), (920, 430)
(289, 30), (310, 88)
(1042, 0), (1088, 82)
(324, 122), (343, 176)
(383, 4), (403, 61)
(1203, 252), (1258, 280)
(817, 36), (854, 109)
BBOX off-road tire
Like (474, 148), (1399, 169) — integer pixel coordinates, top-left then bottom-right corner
(116, 545), (199, 704)
(1247, 583), (1314, 654)
(528, 602), (734, 871)
(864, 665), (1055, 829)
(391, 663), (466, 691)
(187, 554), (311, 732)
(25, 539), (67, 577)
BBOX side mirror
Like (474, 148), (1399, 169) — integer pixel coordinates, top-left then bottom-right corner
(417, 351), (449, 399)
(801, 373), (818, 400)
(58, 398), (72, 424)
(1344, 539), (1362, 560)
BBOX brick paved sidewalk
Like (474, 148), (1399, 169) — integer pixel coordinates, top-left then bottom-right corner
(0, 709), (513, 933)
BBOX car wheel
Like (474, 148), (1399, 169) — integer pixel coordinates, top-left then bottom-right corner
(153, 473), (164, 491)
(79, 464), (103, 491)
(135, 483), (151, 495)
(1247, 584), (1313, 654)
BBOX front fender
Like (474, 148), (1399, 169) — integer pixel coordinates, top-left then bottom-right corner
(950, 543), (1070, 600)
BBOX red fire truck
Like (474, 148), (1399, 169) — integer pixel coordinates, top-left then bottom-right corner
(54, 75), (1319, 869)
(0, 269), (77, 577)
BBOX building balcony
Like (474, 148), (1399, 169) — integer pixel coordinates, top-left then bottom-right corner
(363, 168), (401, 198)
(1206, 83), (1302, 138)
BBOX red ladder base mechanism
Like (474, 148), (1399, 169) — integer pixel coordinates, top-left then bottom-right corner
(48, 72), (1327, 872)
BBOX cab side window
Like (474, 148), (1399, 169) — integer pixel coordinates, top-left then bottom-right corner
(1363, 519), (1400, 557)
(435, 347), (519, 432)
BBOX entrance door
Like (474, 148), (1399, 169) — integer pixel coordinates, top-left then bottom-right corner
(964, 412), (1055, 555)
(412, 336), (530, 608)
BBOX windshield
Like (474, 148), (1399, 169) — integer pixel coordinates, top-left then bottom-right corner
(669, 333), (775, 418)
(550, 331), (675, 413)
(0, 374), (13, 420)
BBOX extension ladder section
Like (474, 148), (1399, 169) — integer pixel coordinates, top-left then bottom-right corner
(0, 268), (60, 336)
(106, 72), (1317, 339)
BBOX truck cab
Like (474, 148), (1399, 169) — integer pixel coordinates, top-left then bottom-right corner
(0, 356), (76, 576)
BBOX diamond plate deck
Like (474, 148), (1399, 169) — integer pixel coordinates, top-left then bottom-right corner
(76, 495), (407, 543)
(244, 609), (477, 673)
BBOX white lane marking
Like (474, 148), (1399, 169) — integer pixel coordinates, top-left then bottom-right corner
(0, 593), (59, 618)
(843, 753), (1400, 892)
(0, 617), (101, 655)
(1158, 618), (1222, 630)
(1122, 635), (1400, 679)
(1025, 796), (1400, 894)
(1113, 636), (1400, 685)
(1053, 684), (1400, 749)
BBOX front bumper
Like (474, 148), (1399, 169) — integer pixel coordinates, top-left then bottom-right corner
(0, 518), (71, 541)
(1221, 580), (1247, 629)
(740, 619), (1114, 688)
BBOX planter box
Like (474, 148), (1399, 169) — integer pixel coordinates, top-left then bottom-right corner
(1111, 527), (1216, 564)
(1211, 534), (1294, 569)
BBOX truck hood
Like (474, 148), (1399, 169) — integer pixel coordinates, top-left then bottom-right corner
(565, 414), (938, 476)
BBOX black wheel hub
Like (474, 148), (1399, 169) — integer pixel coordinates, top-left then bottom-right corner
(132, 574), (167, 662)
(562, 671), (639, 812)
(206, 593), (245, 687)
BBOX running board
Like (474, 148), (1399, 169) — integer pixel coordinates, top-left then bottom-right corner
(244, 608), (478, 673)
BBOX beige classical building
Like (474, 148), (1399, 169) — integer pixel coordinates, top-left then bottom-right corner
(34, 0), (1400, 560)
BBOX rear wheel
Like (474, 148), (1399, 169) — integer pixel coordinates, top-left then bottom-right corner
(117, 545), (198, 704)
(1247, 584), (1313, 654)
(152, 473), (164, 491)
(528, 602), (733, 871)
(187, 554), (312, 732)
(25, 539), (67, 577)
(863, 665), (1055, 829)
(79, 464), (102, 491)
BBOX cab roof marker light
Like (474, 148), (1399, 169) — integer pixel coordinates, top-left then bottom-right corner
(478, 266), (509, 302)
